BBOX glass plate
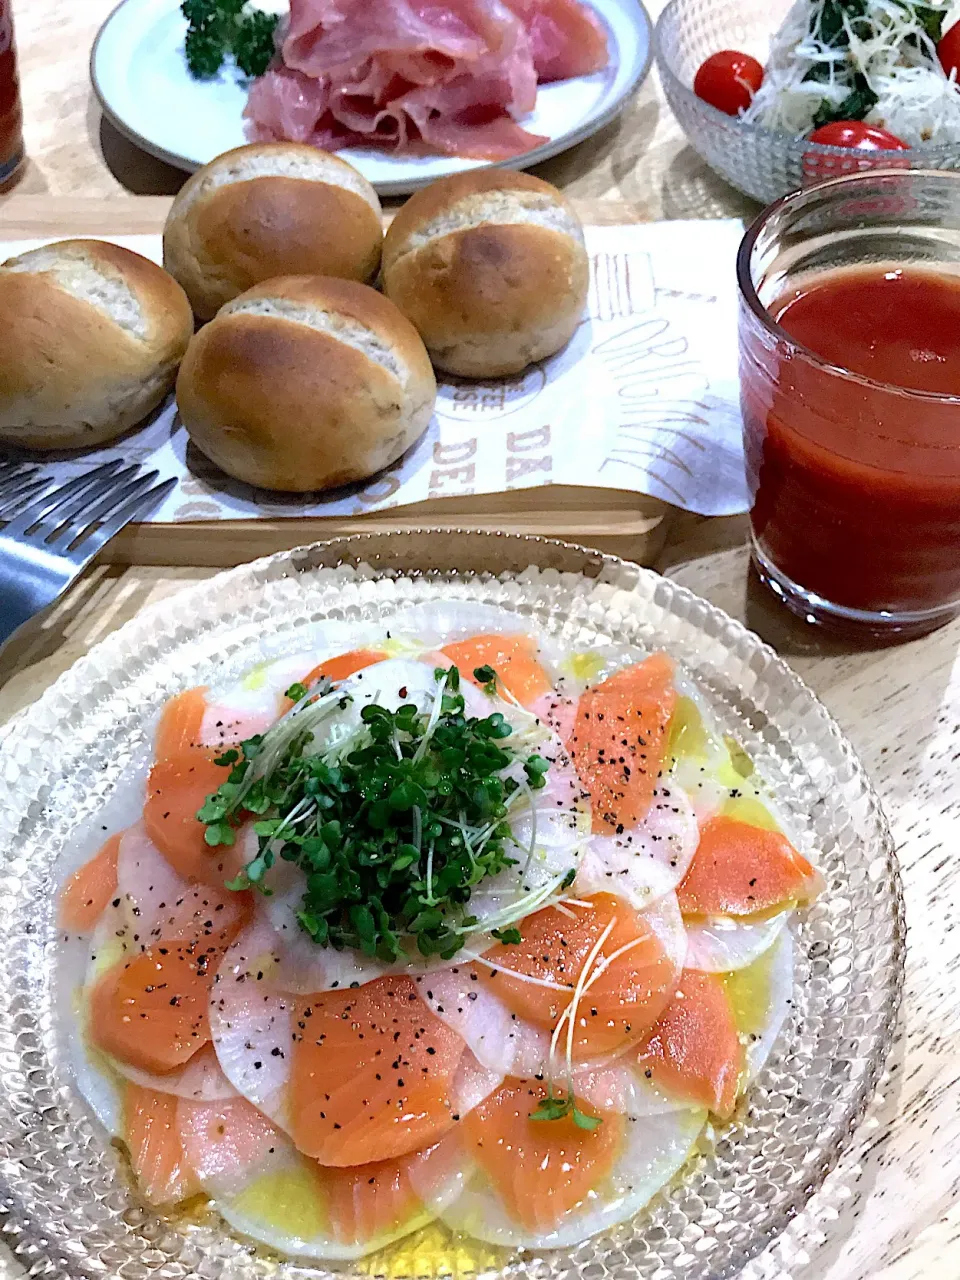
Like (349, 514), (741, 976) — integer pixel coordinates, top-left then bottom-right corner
(0, 532), (904, 1280)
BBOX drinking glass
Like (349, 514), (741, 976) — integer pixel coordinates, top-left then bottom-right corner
(738, 170), (960, 639)
(0, 0), (24, 193)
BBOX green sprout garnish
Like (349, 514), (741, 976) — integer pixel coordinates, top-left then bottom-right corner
(529, 1087), (602, 1131)
(197, 667), (551, 963)
(473, 664), (498, 694)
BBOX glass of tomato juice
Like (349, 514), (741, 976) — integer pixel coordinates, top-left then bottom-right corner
(738, 170), (960, 639)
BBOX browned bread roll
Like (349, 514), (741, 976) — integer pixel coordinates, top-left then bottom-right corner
(0, 239), (193, 450)
(176, 275), (436, 493)
(381, 170), (589, 378)
(163, 143), (384, 321)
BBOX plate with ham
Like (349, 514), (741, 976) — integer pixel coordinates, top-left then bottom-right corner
(90, 0), (652, 194)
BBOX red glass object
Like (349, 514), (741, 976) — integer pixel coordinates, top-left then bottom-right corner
(0, 0), (24, 192)
(738, 174), (960, 638)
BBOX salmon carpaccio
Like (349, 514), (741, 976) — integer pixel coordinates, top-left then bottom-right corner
(60, 618), (823, 1257)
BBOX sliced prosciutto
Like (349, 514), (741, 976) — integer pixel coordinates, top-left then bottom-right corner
(501, 0), (608, 80)
(244, 0), (612, 159)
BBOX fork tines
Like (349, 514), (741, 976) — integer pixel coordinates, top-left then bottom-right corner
(1, 459), (175, 557)
(0, 461), (51, 518)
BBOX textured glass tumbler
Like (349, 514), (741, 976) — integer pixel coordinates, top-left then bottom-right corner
(738, 170), (960, 639)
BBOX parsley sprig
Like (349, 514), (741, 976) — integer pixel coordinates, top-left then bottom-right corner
(198, 667), (551, 962)
(182, 0), (279, 79)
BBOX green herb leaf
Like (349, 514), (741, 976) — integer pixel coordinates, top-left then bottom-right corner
(181, 0), (278, 81)
(491, 927), (522, 944)
(915, 4), (946, 43)
(234, 9), (280, 76)
(812, 73), (878, 128)
(573, 1105), (603, 1130)
(528, 1089), (602, 1128)
(473, 664), (498, 692)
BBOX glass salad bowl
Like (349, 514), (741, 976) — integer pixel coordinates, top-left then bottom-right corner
(0, 531), (903, 1280)
(655, 0), (960, 205)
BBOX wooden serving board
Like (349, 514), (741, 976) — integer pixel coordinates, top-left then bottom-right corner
(0, 196), (672, 567)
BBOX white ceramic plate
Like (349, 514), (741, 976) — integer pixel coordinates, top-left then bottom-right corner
(90, 0), (652, 195)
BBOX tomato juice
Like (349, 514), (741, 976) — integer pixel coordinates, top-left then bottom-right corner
(0, 0), (23, 192)
(740, 264), (960, 629)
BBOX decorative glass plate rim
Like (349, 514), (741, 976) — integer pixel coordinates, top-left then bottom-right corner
(0, 530), (905, 1280)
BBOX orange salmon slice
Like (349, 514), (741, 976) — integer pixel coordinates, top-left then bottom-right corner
(59, 832), (122, 931)
(463, 1078), (622, 1231)
(568, 653), (677, 834)
(298, 649), (388, 691)
(677, 815), (824, 917)
(635, 969), (742, 1118)
(290, 976), (466, 1167)
(317, 1152), (425, 1245)
(125, 1084), (201, 1205)
(91, 924), (238, 1075)
(477, 892), (680, 1060)
(178, 1095), (281, 1190)
(440, 633), (553, 708)
(144, 690), (237, 885)
(154, 687), (209, 760)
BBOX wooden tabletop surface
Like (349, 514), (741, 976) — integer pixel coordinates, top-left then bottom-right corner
(1, 4), (958, 1278)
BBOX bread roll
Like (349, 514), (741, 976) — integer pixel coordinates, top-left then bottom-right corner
(0, 239), (194, 450)
(176, 276), (436, 493)
(164, 143), (384, 320)
(382, 170), (589, 378)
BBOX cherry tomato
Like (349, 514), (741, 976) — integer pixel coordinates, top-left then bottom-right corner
(694, 51), (764, 117)
(808, 121), (909, 151)
(938, 21), (960, 79)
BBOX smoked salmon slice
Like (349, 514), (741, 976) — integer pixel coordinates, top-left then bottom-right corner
(91, 939), (219, 1075)
(635, 970), (742, 1118)
(297, 649), (388, 691)
(568, 653), (677, 834)
(154, 688), (209, 760)
(676, 816), (824, 917)
(290, 976), (466, 1166)
(124, 1084), (201, 1205)
(59, 833), (121, 931)
(91, 887), (248, 1076)
(317, 1153), (424, 1245)
(439, 634), (553, 708)
(143, 689), (237, 885)
(463, 1079), (622, 1231)
(178, 1095), (281, 1194)
(477, 892), (680, 1059)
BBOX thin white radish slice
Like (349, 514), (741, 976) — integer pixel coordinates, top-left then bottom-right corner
(108, 1044), (239, 1102)
(573, 1063), (691, 1117)
(209, 917), (293, 1128)
(575, 781), (699, 911)
(740, 927), (795, 1084)
(684, 910), (790, 973)
(414, 967), (552, 1079)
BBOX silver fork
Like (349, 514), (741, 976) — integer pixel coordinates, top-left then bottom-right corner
(0, 460), (175, 652)
(0, 462), (53, 515)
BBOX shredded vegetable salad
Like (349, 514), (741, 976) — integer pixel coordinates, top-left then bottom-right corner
(741, 0), (960, 142)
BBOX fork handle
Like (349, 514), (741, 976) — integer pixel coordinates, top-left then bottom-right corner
(0, 547), (69, 650)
